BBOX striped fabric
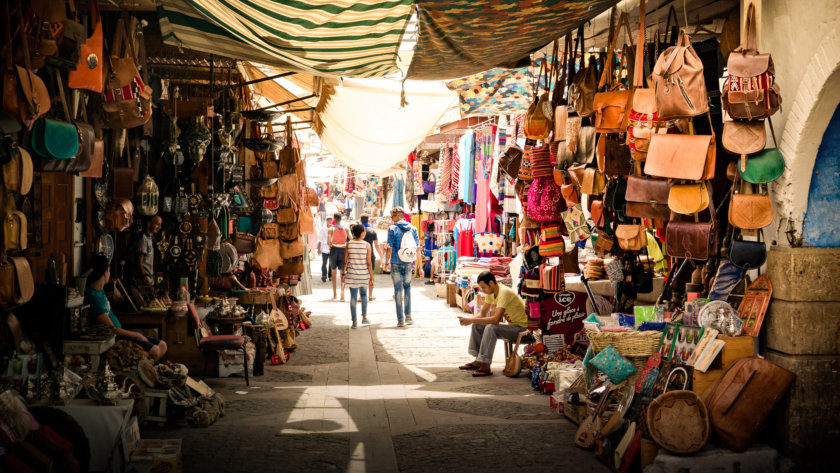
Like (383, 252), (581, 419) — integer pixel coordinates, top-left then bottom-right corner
(450, 144), (461, 201)
(344, 240), (370, 288)
(157, 0), (412, 78)
(539, 263), (566, 293)
(527, 144), (553, 179)
(539, 223), (565, 258)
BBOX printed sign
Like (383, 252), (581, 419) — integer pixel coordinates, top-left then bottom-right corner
(541, 291), (588, 343)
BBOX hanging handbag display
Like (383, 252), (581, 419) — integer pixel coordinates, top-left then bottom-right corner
(539, 223), (565, 258)
(68, 0), (104, 92)
(275, 257), (304, 277)
(644, 116), (716, 181)
(277, 116), (300, 176)
(652, 30), (709, 119)
(279, 237), (305, 259)
(103, 17), (152, 129)
(3, 2), (51, 129)
(0, 256), (34, 307)
(739, 147), (784, 184)
(2, 146), (33, 195)
(599, 135), (633, 176)
(3, 201), (27, 252)
(668, 181), (710, 215)
(665, 185), (717, 261)
(615, 224), (647, 252)
(0, 110), (21, 164)
(252, 226), (284, 271)
(625, 175), (672, 220)
(729, 230), (766, 270)
(722, 4), (781, 120)
(233, 232), (256, 254)
(499, 145), (523, 180)
(722, 119), (766, 170)
(299, 204), (315, 235)
(581, 167), (606, 195)
(48, 1), (86, 70)
(728, 183), (773, 230)
(593, 12), (636, 134)
(569, 26), (599, 118)
(523, 58), (552, 141)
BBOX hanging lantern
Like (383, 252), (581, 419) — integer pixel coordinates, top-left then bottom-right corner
(137, 175), (159, 216)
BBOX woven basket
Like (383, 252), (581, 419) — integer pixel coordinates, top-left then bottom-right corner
(647, 390), (710, 454)
(587, 330), (661, 358)
(237, 291), (273, 306)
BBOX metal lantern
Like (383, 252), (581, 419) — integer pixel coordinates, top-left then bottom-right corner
(137, 175), (159, 216)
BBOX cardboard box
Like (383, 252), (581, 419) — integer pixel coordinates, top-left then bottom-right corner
(126, 439), (182, 473)
(218, 349), (254, 378)
(446, 283), (457, 307)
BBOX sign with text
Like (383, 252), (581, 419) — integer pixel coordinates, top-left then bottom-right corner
(540, 291), (588, 344)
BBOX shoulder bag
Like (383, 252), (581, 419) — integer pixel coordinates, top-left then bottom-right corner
(252, 227), (283, 271)
(728, 182), (773, 230)
(68, 0), (104, 92)
(593, 12), (636, 134)
(569, 26), (599, 118)
(499, 145), (523, 180)
(523, 58), (552, 141)
(735, 119), (785, 184)
(3, 2), (51, 129)
(625, 175), (672, 220)
(277, 116), (300, 176)
(103, 17), (152, 129)
(615, 224), (647, 251)
(729, 230), (766, 270)
(0, 256), (34, 307)
(644, 114), (716, 180)
(652, 30), (709, 119)
(32, 72), (80, 166)
(599, 134), (633, 176)
(665, 184), (717, 260)
(722, 119), (765, 172)
(3, 200), (27, 251)
(668, 180), (710, 215)
(722, 4), (781, 120)
(581, 167), (606, 195)
(2, 147), (33, 195)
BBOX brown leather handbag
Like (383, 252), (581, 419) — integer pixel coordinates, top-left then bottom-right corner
(0, 256), (34, 307)
(68, 0), (104, 92)
(3, 202), (27, 251)
(652, 30), (709, 119)
(499, 145), (523, 179)
(3, 3), (51, 129)
(277, 116), (300, 176)
(304, 187), (319, 207)
(593, 13), (636, 134)
(625, 175), (672, 220)
(615, 224), (647, 251)
(79, 137), (104, 178)
(590, 199), (606, 228)
(722, 120), (766, 172)
(569, 27), (599, 118)
(2, 147), (33, 195)
(722, 4), (781, 121)
(581, 167), (606, 195)
(700, 357), (794, 453)
(299, 204), (315, 234)
(568, 163), (587, 187)
(645, 129), (716, 180)
(103, 17), (152, 129)
(599, 135), (633, 176)
(279, 237), (305, 259)
(275, 256), (304, 277)
(668, 181), (710, 215)
(665, 185), (717, 260)
(252, 234), (283, 271)
(234, 232), (256, 254)
(729, 184), (773, 230)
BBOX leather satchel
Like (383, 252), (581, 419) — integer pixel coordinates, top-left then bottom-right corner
(625, 175), (672, 220)
(568, 163), (587, 187)
(3, 206), (27, 251)
(233, 232), (256, 254)
(574, 126), (597, 164)
(304, 187), (319, 207)
(666, 184), (717, 260)
(600, 135), (633, 176)
(2, 146), (33, 195)
(0, 256), (34, 307)
(252, 235), (283, 271)
(79, 135), (104, 178)
(3, 3), (51, 129)
(275, 256), (304, 276)
(593, 232), (615, 256)
(569, 27), (599, 118)
(68, 0), (104, 92)
(593, 13), (636, 133)
(616, 224), (647, 251)
(668, 181), (710, 215)
(729, 189), (773, 230)
(645, 132), (716, 181)
(700, 357), (794, 453)
(722, 120), (765, 171)
(499, 146), (523, 179)
(652, 30), (709, 119)
(730, 230), (766, 270)
(581, 167), (606, 195)
(103, 17), (152, 129)
(279, 237), (305, 259)
(722, 5), (781, 121)
(740, 147), (784, 184)
(590, 199), (606, 229)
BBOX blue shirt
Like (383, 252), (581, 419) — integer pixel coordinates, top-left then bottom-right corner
(85, 287), (122, 328)
(387, 221), (419, 264)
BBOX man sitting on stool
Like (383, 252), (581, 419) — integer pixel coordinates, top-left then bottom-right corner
(458, 271), (528, 377)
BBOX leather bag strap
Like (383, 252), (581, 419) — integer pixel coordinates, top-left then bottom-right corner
(599, 12), (635, 89)
(3, 1), (12, 71)
(11, 255), (33, 304)
(14, 0), (33, 72)
(54, 71), (72, 124)
(743, 3), (758, 52)
(633, 0), (646, 88)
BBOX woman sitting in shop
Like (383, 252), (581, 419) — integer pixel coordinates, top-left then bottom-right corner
(85, 255), (168, 362)
(458, 271), (527, 377)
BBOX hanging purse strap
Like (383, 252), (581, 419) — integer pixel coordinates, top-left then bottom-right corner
(634, 0), (647, 88)
(742, 3), (758, 52)
(598, 12), (635, 90)
(553, 35), (572, 105)
(54, 70), (72, 124)
(665, 5), (680, 45)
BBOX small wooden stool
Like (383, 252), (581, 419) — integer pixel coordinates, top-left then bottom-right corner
(144, 388), (170, 426)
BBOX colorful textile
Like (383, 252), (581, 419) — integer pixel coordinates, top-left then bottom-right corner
(539, 263), (565, 293)
(412, 159), (424, 196)
(474, 232), (506, 257)
(445, 63), (536, 117)
(459, 131), (476, 204)
(588, 345), (637, 384)
(439, 143), (452, 202)
(407, 0), (615, 80)
(453, 219), (475, 259)
(158, 0), (413, 78)
(450, 143), (461, 202)
(539, 223), (565, 258)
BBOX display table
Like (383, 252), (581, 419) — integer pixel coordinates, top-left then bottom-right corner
(119, 310), (169, 339)
(63, 335), (116, 371)
(564, 276), (666, 304)
(56, 399), (134, 473)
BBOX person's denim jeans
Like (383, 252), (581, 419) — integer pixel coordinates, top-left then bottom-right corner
(468, 324), (528, 365)
(321, 252), (330, 280)
(390, 262), (413, 321)
(349, 286), (368, 322)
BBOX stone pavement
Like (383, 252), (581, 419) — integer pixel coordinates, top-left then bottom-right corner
(143, 264), (611, 473)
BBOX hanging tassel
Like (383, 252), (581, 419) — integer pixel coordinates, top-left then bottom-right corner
(400, 78), (410, 108)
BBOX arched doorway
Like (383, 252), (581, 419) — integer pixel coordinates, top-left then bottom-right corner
(802, 105), (840, 246)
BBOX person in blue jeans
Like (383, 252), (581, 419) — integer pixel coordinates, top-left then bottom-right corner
(382, 207), (423, 327)
(85, 255), (168, 361)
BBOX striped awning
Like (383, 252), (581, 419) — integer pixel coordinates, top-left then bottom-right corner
(157, 0), (413, 78)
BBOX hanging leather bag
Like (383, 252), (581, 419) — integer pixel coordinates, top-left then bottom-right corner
(2, 146), (33, 195)
(279, 237), (305, 259)
(665, 185), (717, 260)
(569, 27), (599, 117)
(32, 72), (80, 167)
(728, 182), (773, 230)
(277, 116), (299, 175)
(3, 199), (27, 251)
(0, 110), (21, 164)
(625, 175), (672, 220)
(668, 181), (710, 215)
(68, 0), (104, 92)
(252, 237), (283, 272)
(645, 115), (716, 180)
(0, 255), (34, 307)
(729, 230), (766, 270)
(734, 120), (785, 184)
(722, 120), (765, 172)
(722, 4), (781, 120)
(599, 135), (633, 176)
(499, 145), (523, 180)
(233, 232), (256, 254)
(615, 224), (647, 251)
(67, 91), (94, 173)
(275, 256), (304, 277)
(523, 58), (552, 141)
(652, 30), (709, 119)
(3, 2), (51, 129)
(700, 357), (794, 453)
(103, 17), (152, 129)
(593, 12), (636, 134)
(581, 167), (606, 195)
(48, 1), (86, 70)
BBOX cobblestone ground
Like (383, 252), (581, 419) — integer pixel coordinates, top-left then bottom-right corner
(143, 262), (610, 473)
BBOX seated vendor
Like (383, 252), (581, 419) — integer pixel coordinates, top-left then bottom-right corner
(85, 255), (168, 362)
(458, 271), (528, 377)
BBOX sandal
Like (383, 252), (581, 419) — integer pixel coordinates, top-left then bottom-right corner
(472, 370), (493, 377)
(459, 363), (480, 371)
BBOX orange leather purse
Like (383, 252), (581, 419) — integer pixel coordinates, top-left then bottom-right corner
(68, 0), (104, 92)
(644, 116), (716, 181)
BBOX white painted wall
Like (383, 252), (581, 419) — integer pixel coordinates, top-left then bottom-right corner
(757, 0), (840, 244)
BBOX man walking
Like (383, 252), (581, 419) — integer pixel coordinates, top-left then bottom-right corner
(329, 213), (350, 301)
(318, 216), (333, 282)
(458, 271), (528, 377)
(360, 214), (383, 300)
(383, 207), (422, 327)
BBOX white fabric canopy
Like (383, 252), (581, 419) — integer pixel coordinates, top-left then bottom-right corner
(316, 78), (457, 174)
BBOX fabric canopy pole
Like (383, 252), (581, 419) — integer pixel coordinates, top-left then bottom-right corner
(407, 0), (617, 80)
(158, 0), (413, 78)
(314, 78), (457, 174)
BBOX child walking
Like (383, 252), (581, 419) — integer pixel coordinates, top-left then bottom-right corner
(343, 224), (373, 328)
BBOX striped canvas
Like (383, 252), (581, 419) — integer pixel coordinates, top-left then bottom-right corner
(158, 0), (412, 78)
(539, 223), (565, 258)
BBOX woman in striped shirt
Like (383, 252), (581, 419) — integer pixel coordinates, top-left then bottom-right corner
(343, 224), (373, 328)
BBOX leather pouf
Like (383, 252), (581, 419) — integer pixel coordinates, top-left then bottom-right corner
(647, 389), (709, 454)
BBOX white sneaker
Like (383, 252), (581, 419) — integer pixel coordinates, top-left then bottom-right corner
(405, 316), (414, 325)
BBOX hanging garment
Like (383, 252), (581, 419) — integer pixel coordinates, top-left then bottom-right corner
(476, 135), (491, 232)
(454, 218), (475, 259)
(440, 142), (452, 202)
(459, 130), (476, 204)
(503, 178), (518, 214)
(450, 143), (461, 202)
(393, 176), (405, 208)
(412, 159), (424, 195)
